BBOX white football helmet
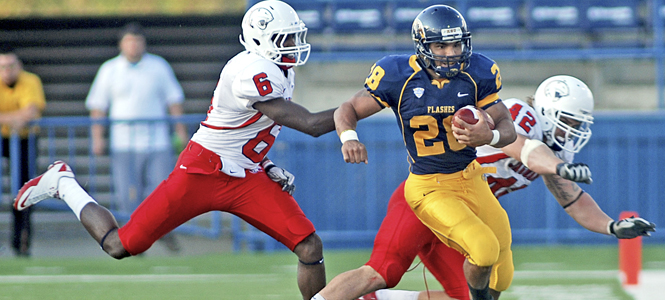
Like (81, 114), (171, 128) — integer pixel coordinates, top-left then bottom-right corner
(533, 75), (594, 153)
(240, 0), (311, 67)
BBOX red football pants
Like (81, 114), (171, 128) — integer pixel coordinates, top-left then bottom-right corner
(366, 181), (469, 300)
(118, 141), (316, 255)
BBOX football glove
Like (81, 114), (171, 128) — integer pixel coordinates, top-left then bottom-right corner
(608, 217), (656, 239)
(261, 159), (296, 195)
(556, 163), (593, 184)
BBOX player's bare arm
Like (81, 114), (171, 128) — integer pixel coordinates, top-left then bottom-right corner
(501, 133), (593, 183)
(334, 89), (381, 135)
(542, 174), (612, 234)
(502, 134), (561, 175)
(485, 102), (516, 148)
(253, 97), (336, 137)
(334, 88), (382, 164)
(543, 174), (656, 237)
(542, 173), (583, 205)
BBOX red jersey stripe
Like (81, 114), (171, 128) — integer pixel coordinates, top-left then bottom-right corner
(201, 112), (265, 130)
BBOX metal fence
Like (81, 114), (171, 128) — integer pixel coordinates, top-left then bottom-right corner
(3, 112), (664, 252)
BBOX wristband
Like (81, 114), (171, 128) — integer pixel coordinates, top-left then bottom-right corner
(261, 158), (275, 172)
(489, 130), (500, 146)
(339, 129), (359, 144)
(607, 220), (615, 235)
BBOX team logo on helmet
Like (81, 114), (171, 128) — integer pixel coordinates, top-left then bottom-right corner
(412, 19), (425, 41)
(543, 80), (570, 102)
(248, 7), (274, 30)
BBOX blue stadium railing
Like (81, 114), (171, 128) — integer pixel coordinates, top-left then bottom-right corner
(2, 115), (226, 240)
(4, 113), (664, 252)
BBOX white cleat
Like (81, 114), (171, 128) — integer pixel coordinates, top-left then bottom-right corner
(13, 160), (75, 211)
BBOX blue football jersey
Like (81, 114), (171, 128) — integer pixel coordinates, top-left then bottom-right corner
(365, 53), (503, 174)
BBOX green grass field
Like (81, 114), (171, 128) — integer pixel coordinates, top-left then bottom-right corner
(1, 244), (664, 300)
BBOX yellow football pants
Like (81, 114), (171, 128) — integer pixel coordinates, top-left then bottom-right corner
(404, 160), (514, 291)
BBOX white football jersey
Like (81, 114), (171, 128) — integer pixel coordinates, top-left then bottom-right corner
(190, 51), (295, 170)
(476, 98), (574, 198)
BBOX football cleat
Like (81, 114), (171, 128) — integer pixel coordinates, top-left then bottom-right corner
(13, 160), (74, 211)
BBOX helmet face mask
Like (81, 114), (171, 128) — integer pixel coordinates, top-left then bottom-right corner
(533, 75), (594, 153)
(240, 0), (311, 66)
(266, 29), (309, 66)
(412, 5), (472, 78)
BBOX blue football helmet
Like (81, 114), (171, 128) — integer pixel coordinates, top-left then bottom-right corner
(411, 5), (472, 78)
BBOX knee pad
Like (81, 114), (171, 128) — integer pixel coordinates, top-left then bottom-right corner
(376, 261), (407, 288)
(367, 253), (411, 288)
(117, 225), (153, 255)
(461, 222), (500, 267)
(490, 247), (514, 292)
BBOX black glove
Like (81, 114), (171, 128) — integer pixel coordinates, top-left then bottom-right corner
(609, 217), (657, 239)
(261, 159), (296, 195)
(556, 163), (593, 184)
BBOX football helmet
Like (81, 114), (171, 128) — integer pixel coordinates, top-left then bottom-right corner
(412, 5), (472, 78)
(240, 0), (311, 66)
(533, 75), (594, 153)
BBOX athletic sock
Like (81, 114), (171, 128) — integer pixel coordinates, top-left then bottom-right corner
(468, 284), (493, 300)
(375, 289), (420, 300)
(58, 177), (97, 220)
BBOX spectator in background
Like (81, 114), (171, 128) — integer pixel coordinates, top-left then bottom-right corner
(85, 22), (188, 253)
(0, 45), (46, 257)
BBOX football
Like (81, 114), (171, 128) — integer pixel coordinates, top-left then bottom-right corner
(452, 105), (495, 129)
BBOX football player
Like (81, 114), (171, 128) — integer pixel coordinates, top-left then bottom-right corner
(313, 5), (518, 300)
(13, 1), (334, 299)
(355, 76), (657, 300)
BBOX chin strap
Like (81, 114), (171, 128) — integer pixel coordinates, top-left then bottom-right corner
(278, 56), (296, 70)
(543, 133), (562, 152)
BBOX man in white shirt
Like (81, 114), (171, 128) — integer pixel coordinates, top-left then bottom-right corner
(85, 22), (188, 251)
(86, 22), (188, 214)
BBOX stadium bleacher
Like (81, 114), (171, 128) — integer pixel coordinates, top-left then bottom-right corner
(0, 15), (244, 117)
(245, 0), (653, 51)
(0, 15), (244, 210)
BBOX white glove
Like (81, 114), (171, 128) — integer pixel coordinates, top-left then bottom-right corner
(556, 163), (593, 184)
(261, 159), (296, 195)
(608, 217), (656, 239)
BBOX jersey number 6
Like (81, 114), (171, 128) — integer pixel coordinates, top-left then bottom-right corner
(253, 73), (273, 96)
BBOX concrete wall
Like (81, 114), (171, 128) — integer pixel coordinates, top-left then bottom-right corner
(293, 58), (659, 113)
